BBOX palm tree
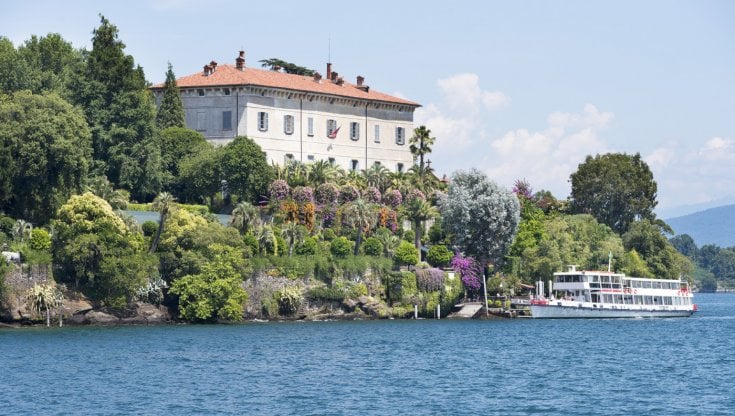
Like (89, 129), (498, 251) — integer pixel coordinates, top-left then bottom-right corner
(149, 192), (176, 254)
(13, 219), (32, 244)
(409, 125), (436, 180)
(404, 197), (438, 250)
(375, 229), (400, 258)
(27, 283), (59, 327)
(308, 160), (337, 186)
(362, 164), (391, 193)
(256, 224), (277, 256)
(86, 175), (129, 209)
(281, 222), (305, 257)
(342, 198), (377, 255)
(230, 201), (260, 235)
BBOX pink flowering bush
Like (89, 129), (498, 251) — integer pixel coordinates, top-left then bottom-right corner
(315, 182), (339, 205)
(451, 252), (482, 292)
(383, 189), (402, 209)
(293, 186), (314, 204)
(269, 179), (290, 201)
(362, 186), (382, 204)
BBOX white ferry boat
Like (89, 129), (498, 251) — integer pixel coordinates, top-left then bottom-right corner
(530, 266), (697, 318)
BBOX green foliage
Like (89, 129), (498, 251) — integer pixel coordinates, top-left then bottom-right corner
(428, 217), (446, 244)
(53, 192), (156, 307)
(0, 90), (92, 224)
(623, 219), (693, 279)
(142, 220), (158, 236)
(295, 236), (318, 255)
(330, 236), (354, 258)
(156, 63), (185, 129)
(259, 58), (315, 76)
(177, 144), (221, 205)
(307, 285), (345, 301)
(274, 285), (303, 315)
(28, 228), (51, 251)
(243, 232), (259, 256)
(402, 229), (415, 243)
(426, 244), (453, 268)
(156, 127), (207, 190)
(169, 244), (248, 322)
(362, 237), (383, 256)
(441, 168), (520, 269)
(570, 153), (657, 234)
(394, 240), (419, 267)
(322, 228), (336, 241)
(220, 136), (274, 204)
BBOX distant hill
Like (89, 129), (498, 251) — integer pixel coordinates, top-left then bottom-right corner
(666, 204), (735, 248)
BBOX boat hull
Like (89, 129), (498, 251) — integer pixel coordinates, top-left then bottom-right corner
(530, 304), (694, 319)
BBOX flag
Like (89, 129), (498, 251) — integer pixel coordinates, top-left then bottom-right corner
(328, 126), (340, 139)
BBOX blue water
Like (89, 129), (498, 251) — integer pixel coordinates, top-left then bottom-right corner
(2, 293), (734, 415)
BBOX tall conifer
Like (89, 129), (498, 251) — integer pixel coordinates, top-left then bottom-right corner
(156, 63), (185, 129)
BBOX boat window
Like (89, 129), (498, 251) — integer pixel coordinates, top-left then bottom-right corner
(653, 281), (662, 289)
(644, 281), (653, 289)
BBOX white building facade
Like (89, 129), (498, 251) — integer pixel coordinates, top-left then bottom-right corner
(151, 52), (420, 173)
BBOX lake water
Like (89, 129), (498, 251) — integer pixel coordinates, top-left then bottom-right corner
(2, 293), (734, 415)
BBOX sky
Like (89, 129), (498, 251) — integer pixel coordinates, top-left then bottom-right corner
(3, 0), (734, 218)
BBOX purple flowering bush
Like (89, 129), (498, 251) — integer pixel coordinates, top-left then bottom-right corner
(293, 186), (314, 204)
(406, 189), (426, 203)
(451, 252), (482, 292)
(269, 179), (290, 201)
(315, 182), (339, 205)
(416, 267), (445, 292)
(383, 189), (403, 209)
(339, 184), (359, 204)
(362, 186), (382, 204)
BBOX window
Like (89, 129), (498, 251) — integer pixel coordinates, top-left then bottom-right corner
(307, 117), (314, 136)
(285, 154), (294, 164)
(307, 155), (315, 162)
(284, 115), (294, 135)
(351, 159), (359, 171)
(197, 89), (205, 96)
(328, 157), (336, 165)
(222, 111), (232, 131)
(258, 112), (269, 131)
(397, 163), (404, 173)
(327, 119), (337, 137)
(223, 88), (231, 96)
(374, 125), (380, 143)
(196, 112), (206, 131)
(350, 122), (360, 141)
(395, 127), (405, 145)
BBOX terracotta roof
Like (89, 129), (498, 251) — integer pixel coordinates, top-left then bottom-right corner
(151, 64), (420, 107)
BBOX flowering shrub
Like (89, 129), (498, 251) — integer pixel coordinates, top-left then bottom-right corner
(339, 184), (359, 204)
(406, 189), (426, 203)
(362, 186), (382, 204)
(320, 204), (338, 229)
(383, 189), (402, 208)
(281, 200), (298, 223)
(416, 267), (445, 292)
(298, 202), (315, 230)
(315, 182), (339, 205)
(378, 207), (399, 233)
(293, 186), (314, 204)
(451, 252), (482, 292)
(269, 179), (290, 201)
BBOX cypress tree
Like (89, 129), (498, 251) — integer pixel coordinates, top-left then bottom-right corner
(156, 63), (185, 129)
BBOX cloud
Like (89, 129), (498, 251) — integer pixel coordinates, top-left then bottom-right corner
(648, 137), (735, 210)
(483, 106), (612, 197)
(435, 73), (510, 114)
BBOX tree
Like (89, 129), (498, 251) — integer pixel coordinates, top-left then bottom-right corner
(426, 245), (453, 268)
(149, 192), (176, 254)
(220, 136), (274, 204)
(711, 249), (735, 282)
(570, 153), (657, 235)
(362, 163), (391, 193)
(72, 15), (160, 198)
(12, 220), (33, 244)
(0, 91), (92, 224)
(259, 58), (315, 76)
(26, 283), (61, 327)
(342, 198), (377, 255)
(622, 219), (693, 279)
(441, 169), (520, 273)
(169, 244), (248, 322)
(230, 201), (260, 235)
(156, 62), (185, 129)
(670, 234), (698, 261)
(409, 125), (435, 181)
(281, 222), (305, 257)
(177, 144), (221, 205)
(53, 192), (156, 307)
(156, 127), (207, 190)
(403, 194), (437, 250)
(394, 240), (419, 268)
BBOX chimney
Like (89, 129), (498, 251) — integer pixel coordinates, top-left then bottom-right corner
(235, 51), (245, 70)
(326, 63), (332, 80)
(336, 76), (344, 86)
(203, 64), (211, 76)
(331, 71), (339, 82)
(356, 75), (364, 86)
(209, 60), (218, 72)
(313, 72), (322, 82)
